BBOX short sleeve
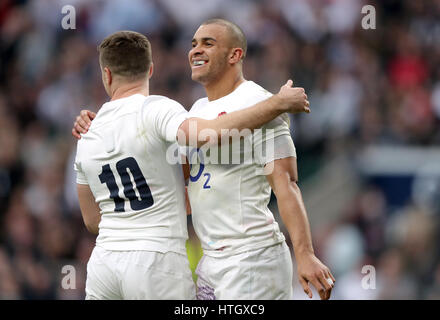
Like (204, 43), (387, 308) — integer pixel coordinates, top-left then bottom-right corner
(145, 97), (189, 143)
(253, 115), (296, 165)
(74, 161), (88, 185)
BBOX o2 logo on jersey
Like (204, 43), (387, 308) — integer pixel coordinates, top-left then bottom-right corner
(190, 163), (211, 189)
(99, 157), (154, 212)
(188, 148), (211, 189)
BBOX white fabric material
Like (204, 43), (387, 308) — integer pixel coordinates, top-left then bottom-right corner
(74, 94), (189, 254)
(195, 242), (293, 300)
(86, 245), (196, 300)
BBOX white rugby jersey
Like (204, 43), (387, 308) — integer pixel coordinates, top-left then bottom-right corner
(74, 94), (188, 254)
(186, 81), (297, 257)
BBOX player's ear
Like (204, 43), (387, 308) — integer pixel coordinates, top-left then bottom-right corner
(148, 63), (154, 79)
(103, 67), (112, 86)
(229, 48), (244, 64)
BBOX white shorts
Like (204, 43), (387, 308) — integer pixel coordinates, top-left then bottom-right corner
(85, 246), (196, 300)
(195, 242), (293, 300)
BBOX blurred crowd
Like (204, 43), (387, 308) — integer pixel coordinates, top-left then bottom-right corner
(0, 0), (439, 299)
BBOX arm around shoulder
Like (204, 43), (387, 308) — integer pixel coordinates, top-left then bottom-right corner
(176, 80), (310, 148)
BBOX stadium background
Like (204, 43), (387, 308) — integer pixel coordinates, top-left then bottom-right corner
(0, 0), (439, 299)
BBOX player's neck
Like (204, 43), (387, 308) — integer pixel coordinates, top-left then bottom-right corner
(110, 80), (149, 101)
(204, 72), (245, 102)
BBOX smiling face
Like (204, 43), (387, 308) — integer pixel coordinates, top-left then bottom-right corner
(188, 23), (232, 85)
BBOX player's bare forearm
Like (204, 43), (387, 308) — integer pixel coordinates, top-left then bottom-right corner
(265, 158), (312, 253)
(266, 157), (335, 300)
(276, 182), (314, 256)
(77, 184), (101, 235)
(177, 96), (283, 147)
(207, 80), (310, 139)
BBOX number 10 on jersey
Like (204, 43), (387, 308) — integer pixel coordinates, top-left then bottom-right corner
(99, 157), (154, 212)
